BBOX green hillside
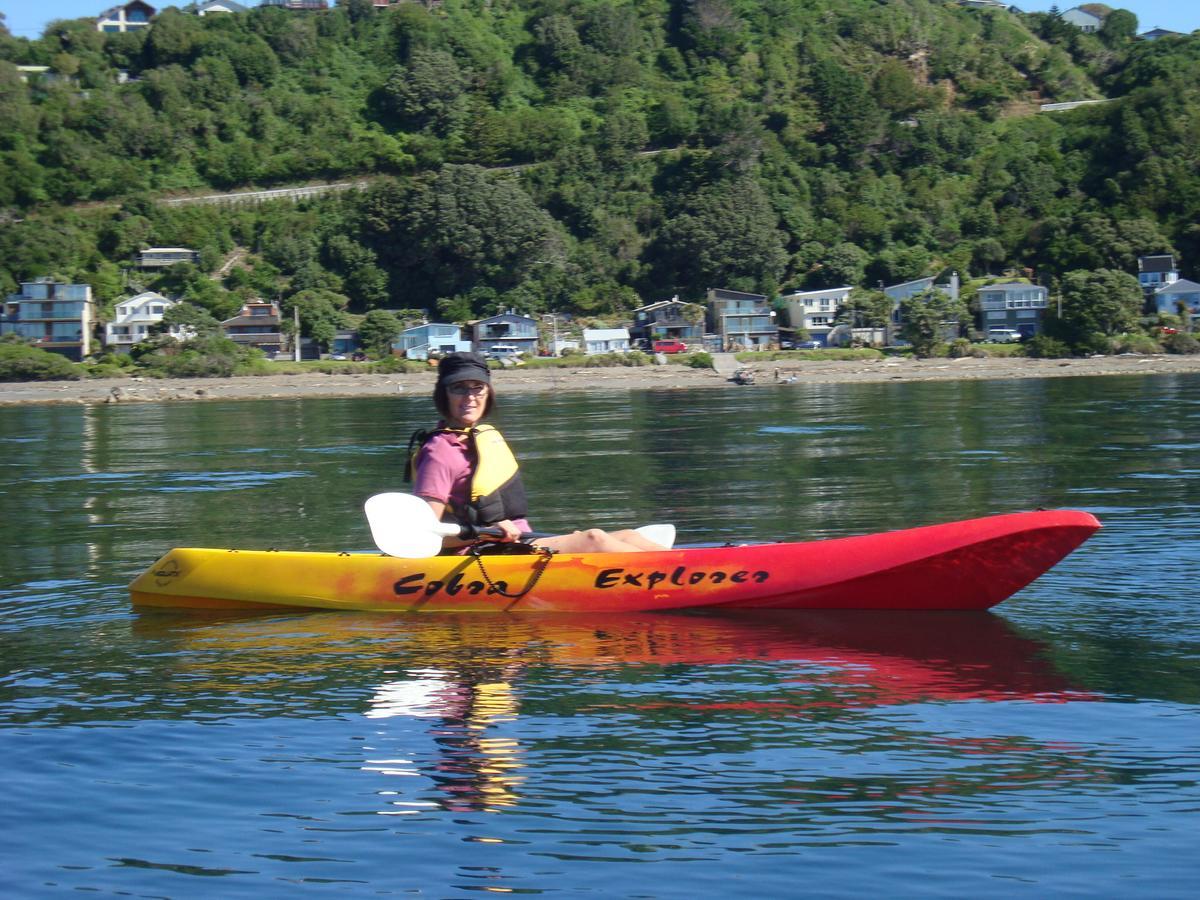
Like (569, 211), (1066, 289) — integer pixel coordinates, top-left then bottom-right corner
(0, 0), (1196, 327)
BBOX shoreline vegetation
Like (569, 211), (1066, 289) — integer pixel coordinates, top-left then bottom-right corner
(4, 354), (1200, 407)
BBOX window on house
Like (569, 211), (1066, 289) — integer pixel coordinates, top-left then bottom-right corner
(151, 305), (164, 314)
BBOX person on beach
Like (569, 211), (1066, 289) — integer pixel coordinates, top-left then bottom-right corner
(407, 351), (666, 553)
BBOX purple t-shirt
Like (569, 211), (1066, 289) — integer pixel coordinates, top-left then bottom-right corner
(413, 431), (530, 532)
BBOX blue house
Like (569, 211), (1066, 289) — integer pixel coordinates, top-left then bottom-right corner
(1138, 255), (1179, 294)
(884, 273), (961, 343)
(976, 282), (1048, 337)
(629, 297), (705, 347)
(1, 280), (96, 361)
(395, 323), (471, 360)
(471, 311), (539, 356)
(1153, 280), (1200, 322)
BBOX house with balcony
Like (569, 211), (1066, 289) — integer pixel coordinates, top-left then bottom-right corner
(778, 286), (852, 346)
(220, 300), (283, 355)
(1137, 254), (1179, 293)
(1153, 280), (1200, 322)
(97, 2), (155, 32)
(471, 311), (539, 356)
(706, 289), (778, 350)
(395, 323), (471, 359)
(137, 247), (200, 268)
(1, 280), (96, 361)
(105, 292), (191, 352)
(259, 0), (329, 9)
(976, 281), (1048, 337)
(629, 297), (705, 348)
(583, 328), (631, 354)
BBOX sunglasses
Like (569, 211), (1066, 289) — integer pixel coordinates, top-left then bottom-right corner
(447, 382), (489, 396)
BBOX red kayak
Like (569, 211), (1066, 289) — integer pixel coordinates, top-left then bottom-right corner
(128, 509), (1100, 613)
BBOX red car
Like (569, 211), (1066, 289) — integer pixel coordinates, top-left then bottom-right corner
(652, 339), (689, 354)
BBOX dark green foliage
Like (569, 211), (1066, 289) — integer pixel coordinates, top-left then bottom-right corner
(1163, 332), (1200, 355)
(1046, 268), (1144, 348)
(899, 289), (970, 357)
(1022, 333), (1073, 358)
(0, 338), (80, 381)
(0, 0), (1196, 332)
(356, 308), (401, 358)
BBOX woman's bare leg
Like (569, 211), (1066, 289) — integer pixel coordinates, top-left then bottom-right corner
(533, 528), (666, 553)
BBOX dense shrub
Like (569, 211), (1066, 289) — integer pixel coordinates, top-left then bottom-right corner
(1022, 334), (1073, 358)
(1163, 333), (1200, 355)
(684, 351), (713, 369)
(947, 338), (973, 358)
(136, 336), (250, 378)
(1113, 333), (1163, 354)
(0, 342), (80, 381)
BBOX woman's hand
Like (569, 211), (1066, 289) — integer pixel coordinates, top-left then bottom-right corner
(492, 519), (523, 542)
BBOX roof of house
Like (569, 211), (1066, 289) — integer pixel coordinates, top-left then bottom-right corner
(99, 1), (157, 17)
(634, 298), (702, 313)
(708, 288), (767, 302)
(978, 281), (1046, 293)
(1156, 279), (1200, 294)
(1139, 254), (1177, 273)
(195, 1), (249, 11)
(781, 285), (853, 300)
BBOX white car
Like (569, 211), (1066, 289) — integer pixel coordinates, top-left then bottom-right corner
(485, 344), (522, 359)
(987, 329), (1023, 343)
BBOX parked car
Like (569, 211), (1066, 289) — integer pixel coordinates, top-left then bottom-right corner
(485, 344), (522, 360)
(652, 339), (689, 354)
(795, 340), (823, 350)
(986, 329), (1024, 343)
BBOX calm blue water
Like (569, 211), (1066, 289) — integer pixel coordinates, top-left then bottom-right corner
(1, 374), (1199, 896)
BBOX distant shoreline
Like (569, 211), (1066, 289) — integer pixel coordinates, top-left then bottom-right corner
(3, 354), (1200, 407)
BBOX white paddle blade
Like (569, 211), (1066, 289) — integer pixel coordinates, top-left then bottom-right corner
(365, 492), (458, 558)
(635, 523), (676, 549)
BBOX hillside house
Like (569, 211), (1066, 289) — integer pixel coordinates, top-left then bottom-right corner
(260, 0), (329, 9)
(1061, 7), (1103, 32)
(1, 280), (96, 361)
(105, 292), (190, 351)
(629, 297), (705, 347)
(220, 301), (283, 355)
(583, 328), (631, 354)
(1140, 27), (1183, 40)
(779, 286), (852, 346)
(395, 323), (471, 360)
(97, 2), (155, 32)
(1153, 280), (1200, 322)
(976, 282), (1048, 337)
(138, 247), (200, 268)
(884, 274), (961, 341)
(706, 288), (778, 350)
(194, 1), (248, 14)
(1138, 254), (1179, 293)
(471, 311), (539, 356)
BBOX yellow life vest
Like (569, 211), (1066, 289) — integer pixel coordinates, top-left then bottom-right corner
(406, 424), (529, 526)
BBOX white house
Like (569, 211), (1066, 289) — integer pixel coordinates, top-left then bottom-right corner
(1061, 7), (1103, 32)
(105, 292), (189, 351)
(583, 328), (631, 354)
(97, 1), (155, 32)
(779, 286), (852, 345)
(194, 1), (248, 14)
(137, 247), (200, 268)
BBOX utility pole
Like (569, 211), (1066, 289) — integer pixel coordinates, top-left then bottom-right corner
(294, 305), (301, 362)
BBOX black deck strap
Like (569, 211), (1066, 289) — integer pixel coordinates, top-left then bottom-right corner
(465, 545), (556, 607)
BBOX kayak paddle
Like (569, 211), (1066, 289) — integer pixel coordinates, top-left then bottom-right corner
(364, 492), (674, 558)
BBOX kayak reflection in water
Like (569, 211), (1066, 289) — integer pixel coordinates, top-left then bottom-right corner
(407, 351), (668, 554)
(365, 661), (526, 813)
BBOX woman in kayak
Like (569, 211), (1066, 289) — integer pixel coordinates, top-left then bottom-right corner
(409, 351), (666, 553)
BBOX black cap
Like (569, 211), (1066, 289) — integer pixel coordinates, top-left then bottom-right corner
(437, 352), (491, 387)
